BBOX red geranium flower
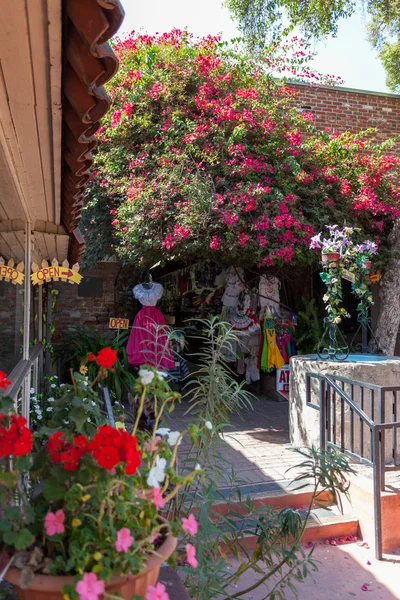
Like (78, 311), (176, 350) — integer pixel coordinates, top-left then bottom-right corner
(87, 353), (96, 362)
(0, 413), (32, 457)
(96, 348), (118, 369)
(0, 371), (11, 391)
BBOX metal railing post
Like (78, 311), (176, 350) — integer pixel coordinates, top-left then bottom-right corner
(320, 378), (327, 453)
(373, 426), (383, 560)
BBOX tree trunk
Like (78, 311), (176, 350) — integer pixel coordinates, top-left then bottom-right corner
(371, 219), (400, 355)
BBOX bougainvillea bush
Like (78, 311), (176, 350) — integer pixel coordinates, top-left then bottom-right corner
(83, 30), (400, 270)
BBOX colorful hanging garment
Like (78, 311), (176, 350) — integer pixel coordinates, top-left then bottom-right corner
(260, 320), (285, 372)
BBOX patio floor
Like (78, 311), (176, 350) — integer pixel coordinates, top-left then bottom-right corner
(169, 397), (306, 493)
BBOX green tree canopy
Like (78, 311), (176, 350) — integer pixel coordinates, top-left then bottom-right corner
(225, 0), (400, 92)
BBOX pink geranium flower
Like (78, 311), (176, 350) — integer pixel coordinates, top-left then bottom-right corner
(186, 543), (198, 568)
(144, 435), (162, 453)
(151, 487), (166, 510)
(115, 527), (134, 552)
(76, 572), (105, 600)
(146, 582), (169, 600)
(182, 514), (198, 536)
(44, 510), (65, 536)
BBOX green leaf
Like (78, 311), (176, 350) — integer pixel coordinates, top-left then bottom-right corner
(5, 506), (21, 521)
(14, 528), (35, 550)
(0, 519), (12, 532)
(43, 479), (67, 501)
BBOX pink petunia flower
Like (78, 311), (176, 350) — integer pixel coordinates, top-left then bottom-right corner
(76, 572), (105, 600)
(151, 487), (166, 511)
(44, 510), (65, 536)
(186, 543), (198, 568)
(146, 582), (169, 600)
(182, 514), (198, 536)
(115, 528), (134, 553)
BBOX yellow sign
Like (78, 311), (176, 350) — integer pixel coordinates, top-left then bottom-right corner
(369, 271), (382, 284)
(31, 266), (83, 286)
(109, 317), (130, 330)
(0, 265), (24, 285)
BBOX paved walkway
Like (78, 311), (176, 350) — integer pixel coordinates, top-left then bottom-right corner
(170, 398), (306, 493)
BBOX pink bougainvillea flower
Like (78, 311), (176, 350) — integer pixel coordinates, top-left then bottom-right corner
(367, 560), (371, 566)
(115, 528), (134, 552)
(361, 584), (369, 592)
(44, 510), (65, 536)
(182, 514), (198, 536)
(186, 543), (198, 568)
(76, 572), (105, 600)
(305, 541), (314, 548)
(146, 582), (169, 600)
(144, 435), (162, 453)
(151, 487), (166, 511)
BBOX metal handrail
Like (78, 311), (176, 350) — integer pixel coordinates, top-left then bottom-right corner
(306, 371), (400, 560)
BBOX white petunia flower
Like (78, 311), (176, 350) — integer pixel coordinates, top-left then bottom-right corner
(51, 384), (56, 388)
(157, 370), (168, 381)
(46, 407), (53, 412)
(47, 397), (54, 403)
(138, 368), (155, 385)
(60, 384), (65, 387)
(166, 431), (181, 446)
(147, 456), (167, 488)
(53, 375), (58, 379)
(156, 427), (171, 436)
(205, 421), (212, 430)
(195, 463), (202, 471)
(91, 401), (96, 406)
(30, 388), (35, 394)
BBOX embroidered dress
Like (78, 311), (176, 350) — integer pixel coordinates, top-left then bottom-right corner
(222, 266), (245, 307)
(127, 283), (174, 369)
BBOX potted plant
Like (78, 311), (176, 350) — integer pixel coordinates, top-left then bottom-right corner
(310, 225), (354, 266)
(0, 352), (204, 600)
(353, 240), (378, 271)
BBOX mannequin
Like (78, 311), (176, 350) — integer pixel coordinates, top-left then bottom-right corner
(127, 281), (174, 369)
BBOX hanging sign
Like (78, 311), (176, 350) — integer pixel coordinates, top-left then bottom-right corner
(31, 265), (82, 285)
(369, 271), (382, 284)
(0, 265), (24, 285)
(109, 317), (129, 330)
(276, 364), (290, 399)
(341, 269), (356, 284)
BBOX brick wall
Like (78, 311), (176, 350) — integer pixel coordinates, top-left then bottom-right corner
(291, 83), (400, 153)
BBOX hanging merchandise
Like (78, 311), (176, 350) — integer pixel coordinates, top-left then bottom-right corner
(127, 281), (174, 369)
(222, 266), (246, 308)
(259, 311), (296, 373)
(259, 276), (280, 317)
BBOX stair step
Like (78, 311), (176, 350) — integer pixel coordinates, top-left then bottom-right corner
(218, 505), (359, 551)
(210, 486), (333, 517)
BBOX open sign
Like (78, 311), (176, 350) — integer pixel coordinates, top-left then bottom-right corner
(109, 317), (129, 330)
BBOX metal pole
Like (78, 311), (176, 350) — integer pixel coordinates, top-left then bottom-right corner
(320, 379), (327, 453)
(22, 222), (32, 423)
(362, 321), (368, 354)
(373, 426), (383, 560)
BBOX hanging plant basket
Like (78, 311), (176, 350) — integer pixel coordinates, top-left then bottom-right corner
(321, 251), (340, 265)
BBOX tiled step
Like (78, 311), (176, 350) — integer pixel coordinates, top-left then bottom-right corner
(218, 504), (359, 551)
(209, 482), (333, 517)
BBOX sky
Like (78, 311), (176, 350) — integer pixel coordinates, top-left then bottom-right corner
(119, 0), (392, 94)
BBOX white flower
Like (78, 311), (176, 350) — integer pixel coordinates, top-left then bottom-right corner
(46, 407), (53, 412)
(157, 370), (168, 381)
(87, 418), (92, 423)
(139, 368), (155, 385)
(36, 415), (42, 420)
(51, 384), (56, 389)
(205, 421), (212, 430)
(91, 401), (96, 406)
(166, 431), (181, 446)
(47, 397), (55, 403)
(30, 388), (35, 394)
(53, 375), (58, 379)
(147, 456), (167, 488)
(60, 384), (65, 388)
(156, 428), (171, 436)
(195, 463), (202, 471)
(82, 397), (87, 401)
(82, 381), (88, 387)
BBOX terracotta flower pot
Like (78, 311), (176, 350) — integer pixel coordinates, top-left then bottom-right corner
(362, 260), (372, 270)
(5, 525), (177, 600)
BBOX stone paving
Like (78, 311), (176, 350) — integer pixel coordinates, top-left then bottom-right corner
(169, 397), (306, 493)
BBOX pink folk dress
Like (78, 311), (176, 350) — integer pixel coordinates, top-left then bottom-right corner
(127, 283), (174, 370)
